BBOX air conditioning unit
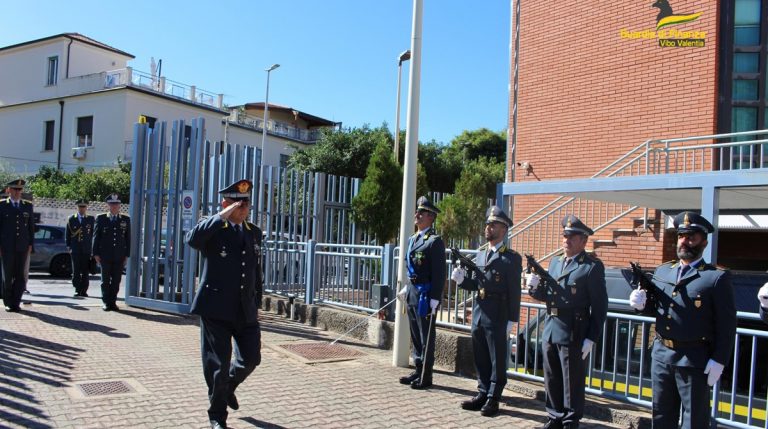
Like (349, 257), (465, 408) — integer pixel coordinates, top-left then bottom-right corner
(72, 147), (86, 159)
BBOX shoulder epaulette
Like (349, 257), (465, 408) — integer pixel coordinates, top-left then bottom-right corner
(584, 252), (600, 261)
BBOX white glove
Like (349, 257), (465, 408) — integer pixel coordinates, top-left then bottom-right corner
(758, 283), (768, 308)
(451, 267), (465, 285)
(629, 288), (647, 311)
(525, 273), (540, 288)
(429, 299), (439, 311)
(704, 359), (725, 386)
(506, 321), (514, 338)
(581, 338), (594, 360)
(397, 286), (407, 302)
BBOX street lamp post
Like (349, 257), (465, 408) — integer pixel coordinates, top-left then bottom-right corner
(393, 50), (411, 163)
(260, 63), (280, 166)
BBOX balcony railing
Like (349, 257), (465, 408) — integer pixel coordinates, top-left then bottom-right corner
(230, 113), (324, 144)
(103, 67), (224, 109)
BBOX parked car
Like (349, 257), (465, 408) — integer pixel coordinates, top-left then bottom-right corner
(29, 224), (96, 278)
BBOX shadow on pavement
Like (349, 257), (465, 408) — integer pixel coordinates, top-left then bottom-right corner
(22, 309), (130, 338)
(117, 308), (197, 326)
(239, 416), (290, 428)
(0, 330), (84, 428)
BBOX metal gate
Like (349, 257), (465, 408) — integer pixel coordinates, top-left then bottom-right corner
(125, 118), (361, 313)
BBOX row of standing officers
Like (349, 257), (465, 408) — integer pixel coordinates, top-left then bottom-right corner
(398, 196), (738, 429)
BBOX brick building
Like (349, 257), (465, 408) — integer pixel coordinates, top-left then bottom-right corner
(504, 0), (768, 271)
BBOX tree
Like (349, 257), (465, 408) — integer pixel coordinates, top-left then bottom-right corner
(446, 128), (507, 165)
(289, 124), (393, 178)
(27, 163), (132, 203)
(436, 157), (504, 245)
(351, 139), (403, 243)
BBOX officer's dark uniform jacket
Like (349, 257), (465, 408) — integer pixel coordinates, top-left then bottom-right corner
(187, 214), (263, 324)
(406, 227), (446, 306)
(640, 260), (736, 368)
(531, 251), (608, 345)
(458, 244), (522, 326)
(92, 213), (130, 261)
(761, 306), (768, 324)
(0, 197), (35, 253)
(66, 213), (95, 254)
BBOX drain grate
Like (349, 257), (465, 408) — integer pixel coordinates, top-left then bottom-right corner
(78, 380), (134, 396)
(273, 342), (365, 364)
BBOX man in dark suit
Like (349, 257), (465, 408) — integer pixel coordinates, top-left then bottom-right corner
(758, 282), (768, 324)
(629, 211), (737, 428)
(396, 196), (446, 390)
(186, 179), (263, 429)
(0, 179), (35, 312)
(452, 206), (522, 416)
(92, 194), (130, 311)
(66, 200), (95, 297)
(527, 215), (608, 429)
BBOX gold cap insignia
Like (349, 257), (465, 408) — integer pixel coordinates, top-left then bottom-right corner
(237, 181), (249, 193)
(683, 213), (690, 227)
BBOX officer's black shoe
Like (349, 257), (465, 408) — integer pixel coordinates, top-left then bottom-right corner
(480, 398), (500, 417)
(461, 393), (488, 411)
(108, 304), (119, 311)
(227, 392), (239, 410)
(4, 306), (17, 312)
(562, 423), (578, 429)
(74, 293), (82, 298)
(209, 420), (227, 429)
(102, 304), (111, 311)
(82, 292), (89, 297)
(541, 419), (564, 429)
(399, 370), (420, 385)
(410, 378), (432, 389)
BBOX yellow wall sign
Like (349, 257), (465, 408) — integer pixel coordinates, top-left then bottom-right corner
(620, 0), (706, 47)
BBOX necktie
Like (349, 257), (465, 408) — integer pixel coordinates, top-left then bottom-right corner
(561, 258), (572, 274)
(235, 224), (241, 234)
(678, 264), (691, 282)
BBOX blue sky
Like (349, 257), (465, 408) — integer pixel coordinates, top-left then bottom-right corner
(1, 1), (511, 145)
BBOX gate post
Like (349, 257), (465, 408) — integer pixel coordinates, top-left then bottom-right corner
(304, 239), (316, 304)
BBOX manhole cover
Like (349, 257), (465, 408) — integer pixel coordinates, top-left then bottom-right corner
(272, 342), (365, 364)
(65, 378), (149, 400)
(78, 380), (133, 396)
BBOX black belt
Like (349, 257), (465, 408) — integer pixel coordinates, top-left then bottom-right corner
(477, 288), (507, 300)
(655, 334), (709, 349)
(546, 307), (587, 317)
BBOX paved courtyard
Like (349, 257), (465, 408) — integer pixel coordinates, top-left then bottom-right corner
(0, 274), (632, 428)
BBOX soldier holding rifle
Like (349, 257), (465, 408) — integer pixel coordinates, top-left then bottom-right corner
(628, 212), (736, 429)
(396, 196), (446, 390)
(526, 215), (607, 429)
(451, 206), (522, 417)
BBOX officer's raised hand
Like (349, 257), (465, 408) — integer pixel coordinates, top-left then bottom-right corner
(219, 200), (243, 220)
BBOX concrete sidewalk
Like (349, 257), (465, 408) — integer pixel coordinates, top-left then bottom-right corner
(1, 275), (631, 428)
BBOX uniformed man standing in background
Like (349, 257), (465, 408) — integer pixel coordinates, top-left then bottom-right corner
(92, 194), (130, 311)
(452, 206), (522, 417)
(186, 179), (263, 429)
(397, 196), (446, 390)
(629, 212), (736, 428)
(527, 215), (608, 429)
(0, 179), (35, 312)
(66, 200), (95, 297)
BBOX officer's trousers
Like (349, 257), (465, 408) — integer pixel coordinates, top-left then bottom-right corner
(1, 250), (28, 309)
(652, 359), (713, 429)
(99, 261), (123, 306)
(472, 322), (509, 399)
(200, 316), (261, 423)
(543, 340), (585, 425)
(407, 304), (436, 379)
(71, 252), (90, 294)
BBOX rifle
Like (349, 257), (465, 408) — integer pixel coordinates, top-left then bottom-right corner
(629, 262), (660, 304)
(524, 253), (559, 297)
(449, 247), (484, 280)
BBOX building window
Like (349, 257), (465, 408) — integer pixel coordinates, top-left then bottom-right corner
(76, 116), (93, 147)
(47, 56), (58, 86)
(140, 115), (157, 129)
(43, 120), (55, 151)
(280, 154), (290, 169)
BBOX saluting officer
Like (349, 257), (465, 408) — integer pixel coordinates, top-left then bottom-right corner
(527, 215), (607, 429)
(629, 212), (736, 428)
(92, 194), (130, 311)
(396, 196), (446, 390)
(186, 179), (263, 429)
(452, 206), (522, 417)
(0, 179), (35, 312)
(66, 200), (95, 297)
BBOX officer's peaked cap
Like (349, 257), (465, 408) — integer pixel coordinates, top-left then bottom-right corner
(562, 215), (593, 236)
(485, 205), (512, 228)
(673, 211), (714, 234)
(416, 196), (439, 214)
(219, 179), (253, 200)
